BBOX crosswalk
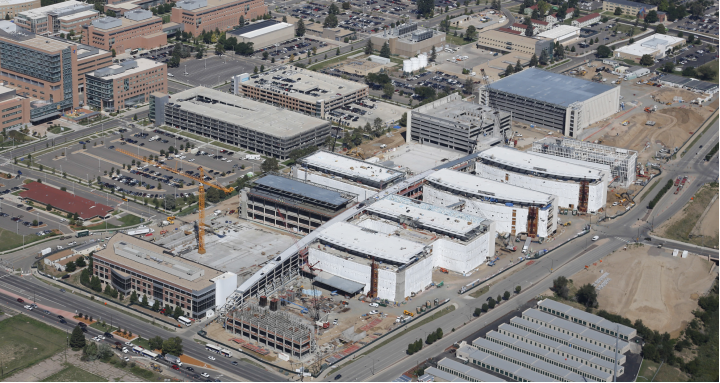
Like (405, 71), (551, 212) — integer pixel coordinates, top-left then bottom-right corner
(614, 237), (634, 244)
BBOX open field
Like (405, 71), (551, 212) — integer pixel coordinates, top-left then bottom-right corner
(0, 228), (59, 252)
(41, 363), (107, 382)
(636, 359), (688, 382)
(0, 314), (68, 379)
(570, 244), (716, 337)
(658, 182), (719, 247)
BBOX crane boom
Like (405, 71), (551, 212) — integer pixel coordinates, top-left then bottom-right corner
(114, 148), (233, 254)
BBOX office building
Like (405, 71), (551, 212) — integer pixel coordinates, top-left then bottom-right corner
(293, 150), (406, 202)
(236, 67), (369, 118)
(424, 169), (558, 238)
(0, 84), (30, 130)
(171, 0), (267, 36)
(307, 194), (494, 300)
(57, 9), (100, 34)
(407, 93), (510, 154)
(82, 9), (166, 54)
(479, 68), (620, 137)
(228, 19), (294, 49)
(476, 147), (609, 213)
(476, 28), (554, 56)
(241, 173), (357, 234)
(157, 87), (331, 159)
(15, 0), (90, 35)
(94, 233), (238, 319)
(0, 30), (112, 121)
(369, 23), (445, 57)
(535, 25), (580, 43)
(613, 34), (684, 62)
(0, 0), (39, 20)
(86, 58), (167, 112)
(105, 0), (166, 17)
(602, 0), (657, 17)
(304, 23), (354, 41)
(531, 138), (638, 187)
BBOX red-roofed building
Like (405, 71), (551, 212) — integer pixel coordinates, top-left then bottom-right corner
(497, 27), (522, 35)
(572, 12), (601, 28)
(511, 23), (539, 36)
(20, 182), (113, 220)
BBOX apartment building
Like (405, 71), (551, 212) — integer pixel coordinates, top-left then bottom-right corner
(15, 0), (92, 35)
(0, 0), (39, 20)
(86, 58), (167, 112)
(94, 234), (237, 319)
(0, 30), (111, 121)
(82, 9), (166, 54)
(171, 0), (267, 36)
(602, 0), (657, 17)
(237, 67), (369, 118)
(0, 85), (30, 130)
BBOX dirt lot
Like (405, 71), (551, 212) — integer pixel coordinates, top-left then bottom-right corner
(697, 197), (719, 239)
(356, 128), (408, 158)
(657, 182), (719, 248)
(570, 244), (717, 337)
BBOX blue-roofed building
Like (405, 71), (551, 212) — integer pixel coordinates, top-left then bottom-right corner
(479, 68), (620, 138)
(241, 173), (357, 234)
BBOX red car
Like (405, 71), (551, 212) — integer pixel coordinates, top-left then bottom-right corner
(145, 233), (153, 237)
(17, 298), (24, 303)
(171, 365), (179, 370)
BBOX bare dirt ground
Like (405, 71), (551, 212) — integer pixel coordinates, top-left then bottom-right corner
(697, 197), (719, 238)
(357, 128), (408, 158)
(5, 349), (145, 382)
(570, 244), (717, 337)
(657, 182), (719, 248)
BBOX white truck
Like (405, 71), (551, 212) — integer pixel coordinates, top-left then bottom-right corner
(244, 154), (261, 161)
(127, 227), (154, 236)
(522, 237), (531, 254)
(164, 354), (182, 366)
(36, 247), (52, 258)
(149, 135), (160, 142)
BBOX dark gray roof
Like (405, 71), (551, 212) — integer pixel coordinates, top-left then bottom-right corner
(229, 20), (279, 36)
(487, 68), (615, 107)
(660, 74), (694, 86)
(253, 174), (352, 207)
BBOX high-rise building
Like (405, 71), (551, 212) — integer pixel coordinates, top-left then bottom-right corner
(15, 0), (93, 35)
(86, 58), (167, 112)
(171, 0), (267, 36)
(82, 9), (166, 54)
(0, 29), (112, 121)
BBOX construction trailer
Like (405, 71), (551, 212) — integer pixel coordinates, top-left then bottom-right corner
(476, 147), (609, 213)
(530, 138), (638, 188)
(424, 168), (558, 238)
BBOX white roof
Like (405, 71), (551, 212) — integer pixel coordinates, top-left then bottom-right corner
(301, 151), (403, 183)
(0, 0), (35, 5)
(535, 25), (580, 39)
(241, 22), (293, 38)
(58, 10), (99, 21)
(479, 147), (604, 180)
(614, 33), (684, 56)
(90, 58), (163, 80)
(427, 169), (554, 205)
(366, 194), (487, 237)
(18, 0), (86, 20)
(318, 222), (425, 264)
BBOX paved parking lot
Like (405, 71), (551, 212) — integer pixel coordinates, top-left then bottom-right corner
(168, 55), (262, 88)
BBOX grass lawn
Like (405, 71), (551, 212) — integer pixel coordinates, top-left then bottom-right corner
(661, 183), (719, 246)
(81, 213), (143, 230)
(636, 359), (688, 381)
(0, 228), (58, 252)
(41, 363), (107, 382)
(90, 321), (118, 333)
(0, 132), (35, 149)
(615, 23), (642, 37)
(0, 314), (68, 379)
(210, 140), (242, 152)
(47, 126), (73, 134)
(469, 285), (490, 298)
(601, 11), (635, 20)
(445, 34), (474, 46)
(308, 48), (365, 71)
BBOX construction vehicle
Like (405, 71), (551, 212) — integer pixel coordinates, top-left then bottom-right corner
(562, 221), (572, 227)
(150, 363), (162, 372)
(347, 147), (365, 160)
(622, 120), (629, 126)
(167, 216), (176, 224)
(578, 69), (587, 76)
(403, 310), (415, 317)
(644, 105), (657, 113)
(438, 268), (449, 274)
(592, 73), (603, 82)
(115, 148), (234, 254)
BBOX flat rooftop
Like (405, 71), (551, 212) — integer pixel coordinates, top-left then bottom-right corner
(175, 0), (236, 12)
(414, 98), (506, 127)
(58, 10), (98, 21)
(242, 67), (368, 104)
(89, 58), (162, 80)
(0, 30), (75, 52)
(317, 221), (426, 265)
(380, 142), (468, 174)
(96, 233), (224, 291)
(17, 0), (87, 19)
(523, 309), (630, 349)
(252, 174), (355, 208)
(91, 13), (158, 30)
(487, 67), (615, 107)
(535, 25), (580, 39)
(229, 19), (293, 38)
(479, 147), (605, 181)
(459, 345), (555, 382)
(538, 299), (636, 338)
(436, 358), (500, 382)
(300, 150), (404, 184)
(365, 194), (490, 239)
(426, 168), (554, 205)
(614, 34), (684, 57)
(168, 87), (328, 138)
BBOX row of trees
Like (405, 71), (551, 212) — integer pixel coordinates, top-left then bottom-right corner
(551, 276), (598, 308)
(473, 287), (521, 316)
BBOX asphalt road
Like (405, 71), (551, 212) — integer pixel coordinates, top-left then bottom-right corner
(0, 268), (282, 382)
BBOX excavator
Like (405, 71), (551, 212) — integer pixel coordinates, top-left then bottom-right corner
(347, 147), (366, 160)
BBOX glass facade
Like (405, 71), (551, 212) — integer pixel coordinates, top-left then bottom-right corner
(86, 74), (114, 110)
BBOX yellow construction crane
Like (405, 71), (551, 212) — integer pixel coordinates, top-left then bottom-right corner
(115, 148), (233, 254)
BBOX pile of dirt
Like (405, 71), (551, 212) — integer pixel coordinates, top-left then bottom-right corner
(571, 245), (716, 337)
(653, 88), (704, 104)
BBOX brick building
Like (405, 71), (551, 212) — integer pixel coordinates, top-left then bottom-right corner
(15, 0), (92, 35)
(58, 10), (100, 34)
(171, 0), (267, 36)
(0, 85), (30, 131)
(82, 9), (166, 54)
(86, 58), (167, 112)
(0, 0), (40, 20)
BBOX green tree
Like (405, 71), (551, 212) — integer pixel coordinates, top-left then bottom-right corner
(596, 45), (612, 58)
(514, 59), (522, 73)
(696, 64), (718, 81)
(639, 54), (654, 66)
(463, 78), (474, 94)
(152, 299), (160, 312)
(365, 39), (373, 54)
(380, 41), (391, 58)
(141, 294), (149, 306)
(474, 307), (482, 316)
(505, 64), (514, 76)
(614, 7), (622, 15)
(576, 283), (598, 307)
(482, 303), (489, 312)
(525, 24), (534, 37)
(261, 157), (279, 173)
(323, 14), (339, 28)
(130, 290), (138, 303)
(488, 298), (496, 309)
(173, 305), (184, 319)
(111, 49), (116, 57)
(465, 25), (477, 40)
(162, 337), (184, 356)
(552, 276), (569, 299)
(430, 46), (437, 62)
(296, 18), (306, 36)
(529, 54), (538, 67)
(436, 328), (443, 339)
(80, 269), (91, 286)
(90, 276), (102, 292)
(69, 325), (87, 349)
(661, 61), (676, 73)
(515, 285), (521, 294)
(84, 342), (98, 361)
(149, 335), (164, 351)
(75, 257), (86, 268)
(382, 82), (395, 98)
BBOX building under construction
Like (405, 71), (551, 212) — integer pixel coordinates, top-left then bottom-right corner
(424, 169), (558, 238)
(530, 138), (638, 188)
(476, 147), (609, 213)
(407, 93), (511, 154)
(307, 194), (495, 301)
(240, 173), (357, 234)
(225, 301), (316, 360)
(293, 150), (406, 202)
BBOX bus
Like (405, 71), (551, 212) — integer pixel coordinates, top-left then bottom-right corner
(177, 316), (192, 327)
(141, 349), (159, 359)
(220, 349), (233, 358)
(206, 344), (222, 353)
(132, 346), (144, 354)
(76, 230), (90, 238)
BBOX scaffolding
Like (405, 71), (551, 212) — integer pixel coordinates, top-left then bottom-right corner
(531, 138), (638, 187)
(227, 302), (318, 361)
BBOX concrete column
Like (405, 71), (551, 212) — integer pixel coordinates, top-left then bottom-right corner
(406, 110), (412, 143)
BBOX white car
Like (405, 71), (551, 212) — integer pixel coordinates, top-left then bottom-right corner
(168, 73), (174, 77)
(369, 303), (379, 307)
(201, 373), (210, 378)
(60, 218), (67, 223)
(188, 158), (195, 162)
(208, 356), (216, 361)
(125, 341), (133, 346)
(592, 236), (599, 241)
(226, 160), (232, 163)
(24, 305), (32, 310)
(612, 202), (618, 206)
(122, 348), (129, 353)
(98, 335), (105, 340)
(369, 310), (379, 315)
